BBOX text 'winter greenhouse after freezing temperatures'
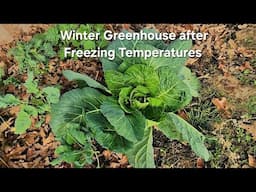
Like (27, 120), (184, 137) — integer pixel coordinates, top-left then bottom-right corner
(60, 30), (209, 41)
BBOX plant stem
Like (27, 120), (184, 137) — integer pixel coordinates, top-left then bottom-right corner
(146, 119), (159, 128)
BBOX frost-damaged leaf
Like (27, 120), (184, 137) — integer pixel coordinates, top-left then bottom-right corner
(158, 112), (210, 161)
(86, 111), (133, 153)
(50, 87), (106, 137)
(63, 70), (111, 94)
(100, 100), (146, 143)
(42, 87), (60, 104)
(126, 126), (155, 168)
(0, 94), (20, 108)
(15, 111), (31, 134)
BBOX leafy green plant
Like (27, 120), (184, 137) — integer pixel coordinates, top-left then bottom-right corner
(0, 71), (60, 134)
(9, 24), (108, 74)
(51, 29), (210, 168)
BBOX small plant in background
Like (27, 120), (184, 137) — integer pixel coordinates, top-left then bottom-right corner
(8, 24), (108, 75)
(247, 96), (256, 116)
(50, 29), (210, 168)
(0, 71), (60, 134)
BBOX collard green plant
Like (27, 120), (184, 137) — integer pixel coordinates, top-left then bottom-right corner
(51, 29), (210, 168)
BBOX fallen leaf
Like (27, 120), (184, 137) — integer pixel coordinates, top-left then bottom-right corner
(9, 106), (20, 116)
(178, 110), (188, 120)
(122, 24), (131, 30)
(110, 162), (120, 168)
(45, 114), (51, 124)
(239, 121), (256, 140)
(24, 132), (38, 146)
(42, 132), (54, 145)
(119, 155), (128, 166)
(239, 61), (253, 71)
(248, 155), (256, 168)
(196, 158), (204, 168)
(228, 39), (237, 49)
(102, 150), (112, 160)
(212, 97), (228, 111)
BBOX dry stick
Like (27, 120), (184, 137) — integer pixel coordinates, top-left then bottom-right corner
(0, 156), (9, 168)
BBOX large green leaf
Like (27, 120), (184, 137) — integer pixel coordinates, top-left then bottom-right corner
(15, 111), (31, 134)
(179, 66), (200, 97)
(100, 58), (119, 71)
(126, 126), (155, 168)
(166, 39), (192, 67)
(100, 100), (146, 143)
(42, 86), (60, 104)
(50, 87), (106, 137)
(104, 70), (129, 95)
(63, 70), (111, 94)
(155, 68), (192, 111)
(158, 112), (210, 161)
(86, 111), (133, 153)
(135, 43), (180, 72)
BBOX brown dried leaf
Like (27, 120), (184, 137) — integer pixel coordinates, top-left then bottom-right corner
(212, 97), (228, 111)
(102, 150), (112, 160)
(239, 61), (253, 71)
(24, 132), (38, 146)
(119, 155), (128, 166)
(9, 106), (20, 116)
(110, 162), (120, 168)
(248, 155), (256, 168)
(42, 132), (54, 145)
(178, 110), (189, 121)
(239, 121), (256, 140)
(228, 39), (237, 49)
(45, 114), (51, 124)
(196, 158), (204, 168)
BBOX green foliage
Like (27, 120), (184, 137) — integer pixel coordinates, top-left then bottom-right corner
(0, 94), (21, 108)
(126, 126), (155, 168)
(247, 96), (256, 115)
(158, 112), (210, 161)
(51, 29), (209, 168)
(0, 72), (60, 134)
(15, 110), (31, 134)
(9, 24), (108, 75)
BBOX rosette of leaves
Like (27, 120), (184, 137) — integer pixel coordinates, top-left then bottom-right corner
(50, 29), (210, 168)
